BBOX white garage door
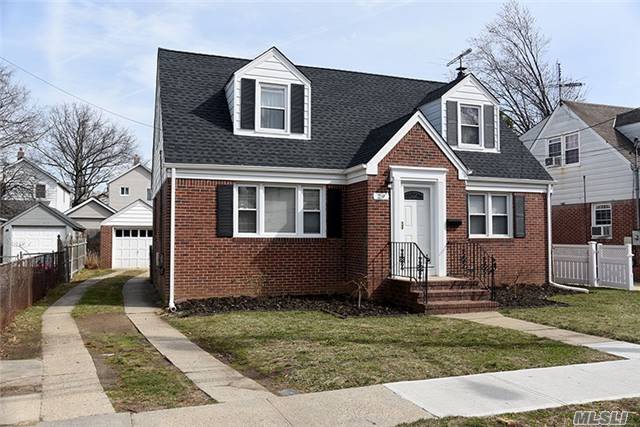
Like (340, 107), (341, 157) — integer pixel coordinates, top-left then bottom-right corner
(113, 228), (152, 268)
(11, 226), (66, 257)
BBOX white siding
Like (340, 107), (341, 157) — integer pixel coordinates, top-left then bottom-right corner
(102, 201), (152, 227)
(108, 165), (152, 210)
(151, 82), (165, 197)
(441, 77), (500, 149)
(231, 49), (311, 140)
(9, 161), (70, 212)
(420, 99), (442, 135)
(528, 105), (633, 205)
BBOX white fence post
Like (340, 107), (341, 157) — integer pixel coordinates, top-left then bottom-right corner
(588, 241), (598, 287)
(625, 243), (634, 291)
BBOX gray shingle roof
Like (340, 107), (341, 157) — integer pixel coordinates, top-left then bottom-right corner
(564, 101), (636, 162)
(616, 108), (640, 128)
(158, 48), (551, 181)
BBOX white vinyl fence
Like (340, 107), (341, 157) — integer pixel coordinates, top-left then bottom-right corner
(552, 242), (634, 290)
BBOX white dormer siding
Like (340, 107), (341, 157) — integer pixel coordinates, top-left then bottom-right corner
(226, 48), (311, 140)
(420, 74), (500, 153)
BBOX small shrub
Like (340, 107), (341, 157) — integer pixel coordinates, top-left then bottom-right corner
(85, 250), (100, 269)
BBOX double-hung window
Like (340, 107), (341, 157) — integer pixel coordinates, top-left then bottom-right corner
(460, 104), (481, 146)
(120, 186), (130, 196)
(564, 133), (579, 165)
(35, 183), (46, 199)
(591, 203), (612, 238)
(468, 193), (511, 238)
(260, 84), (286, 131)
(235, 184), (324, 237)
(547, 137), (562, 164)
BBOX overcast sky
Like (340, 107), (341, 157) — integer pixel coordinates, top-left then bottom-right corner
(1, 0), (638, 161)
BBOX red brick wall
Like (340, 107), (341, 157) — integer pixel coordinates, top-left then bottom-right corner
(553, 199), (639, 277)
(366, 123), (547, 293)
(169, 179), (349, 301)
(151, 181), (171, 300)
(99, 225), (112, 269)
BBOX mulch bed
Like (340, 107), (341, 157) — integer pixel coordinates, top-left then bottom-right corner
(494, 283), (577, 308)
(172, 295), (408, 318)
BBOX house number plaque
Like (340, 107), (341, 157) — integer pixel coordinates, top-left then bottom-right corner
(373, 192), (389, 201)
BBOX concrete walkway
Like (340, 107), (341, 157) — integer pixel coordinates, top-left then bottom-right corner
(38, 384), (431, 427)
(123, 276), (273, 402)
(40, 272), (120, 422)
(442, 311), (640, 359)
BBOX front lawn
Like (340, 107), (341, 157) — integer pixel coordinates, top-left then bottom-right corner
(0, 268), (112, 359)
(401, 398), (640, 427)
(503, 288), (640, 344)
(168, 311), (613, 393)
(73, 271), (212, 412)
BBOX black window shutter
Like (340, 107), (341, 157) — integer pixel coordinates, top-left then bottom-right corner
(240, 78), (255, 130)
(513, 195), (526, 238)
(290, 84), (305, 134)
(326, 188), (343, 238)
(446, 101), (458, 146)
(217, 185), (233, 237)
(484, 105), (495, 149)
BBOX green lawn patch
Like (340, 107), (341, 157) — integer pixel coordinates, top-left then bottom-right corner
(73, 271), (212, 412)
(400, 398), (640, 426)
(503, 288), (640, 344)
(0, 268), (112, 359)
(168, 311), (614, 393)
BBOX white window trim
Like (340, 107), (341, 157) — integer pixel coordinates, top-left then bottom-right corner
(468, 192), (513, 239)
(120, 186), (130, 196)
(458, 103), (484, 150)
(233, 183), (326, 238)
(34, 182), (47, 199)
(547, 132), (580, 168)
(591, 203), (612, 239)
(256, 82), (289, 135)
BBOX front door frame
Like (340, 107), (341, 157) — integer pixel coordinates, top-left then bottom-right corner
(390, 165), (447, 276)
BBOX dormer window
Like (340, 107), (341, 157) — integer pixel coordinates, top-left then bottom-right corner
(460, 104), (481, 146)
(259, 84), (286, 131)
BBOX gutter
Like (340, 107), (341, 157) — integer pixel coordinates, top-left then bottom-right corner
(546, 183), (588, 293)
(168, 167), (177, 311)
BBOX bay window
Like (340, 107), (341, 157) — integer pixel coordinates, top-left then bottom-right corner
(234, 184), (325, 237)
(468, 193), (512, 238)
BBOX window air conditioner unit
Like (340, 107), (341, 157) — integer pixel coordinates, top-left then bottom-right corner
(591, 225), (612, 238)
(545, 156), (562, 167)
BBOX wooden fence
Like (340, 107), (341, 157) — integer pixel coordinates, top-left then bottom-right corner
(0, 238), (86, 329)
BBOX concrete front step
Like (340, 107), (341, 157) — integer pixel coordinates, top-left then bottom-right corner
(425, 300), (499, 315)
(420, 279), (482, 290)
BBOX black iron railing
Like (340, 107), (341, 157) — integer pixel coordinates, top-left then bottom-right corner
(390, 242), (430, 305)
(447, 240), (496, 299)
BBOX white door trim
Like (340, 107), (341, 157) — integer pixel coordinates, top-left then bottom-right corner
(390, 165), (447, 276)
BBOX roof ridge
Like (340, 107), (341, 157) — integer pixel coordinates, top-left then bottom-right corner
(564, 100), (633, 111)
(157, 47), (447, 85)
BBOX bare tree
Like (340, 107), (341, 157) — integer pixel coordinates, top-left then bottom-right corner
(468, 0), (584, 134)
(35, 103), (137, 206)
(0, 65), (42, 153)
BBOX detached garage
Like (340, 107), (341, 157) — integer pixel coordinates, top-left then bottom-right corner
(100, 199), (153, 269)
(2, 203), (85, 262)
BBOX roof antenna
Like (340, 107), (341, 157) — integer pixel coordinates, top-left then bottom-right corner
(554, 62), (583, 106)
(446, 48), (472, 79)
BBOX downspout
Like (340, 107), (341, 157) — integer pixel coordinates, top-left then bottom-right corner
(546, 183), (588, 293)
(168, 167), (177, 311)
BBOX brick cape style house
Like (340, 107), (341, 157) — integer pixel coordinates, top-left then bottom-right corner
(150, 47), (553, 314)
(522, 101), (640, 276)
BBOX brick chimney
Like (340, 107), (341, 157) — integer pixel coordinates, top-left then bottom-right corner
(17, 147), (24, 160)
(132, 154), (140, 165)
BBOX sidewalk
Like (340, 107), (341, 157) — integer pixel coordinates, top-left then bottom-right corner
(123, 276), (273, 402)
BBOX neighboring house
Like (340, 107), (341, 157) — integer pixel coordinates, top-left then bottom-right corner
(2, 202), (84, 262)
(3, 149), (72, 212)
(65, 197), (116, 251)
(522, 101), (640, 271)
(150, 47), (553, 313)
(107, 160), (152, 210)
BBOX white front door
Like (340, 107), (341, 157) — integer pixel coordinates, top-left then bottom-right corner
(402, 187), (429, 254)
(113, 228), (152, 268)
